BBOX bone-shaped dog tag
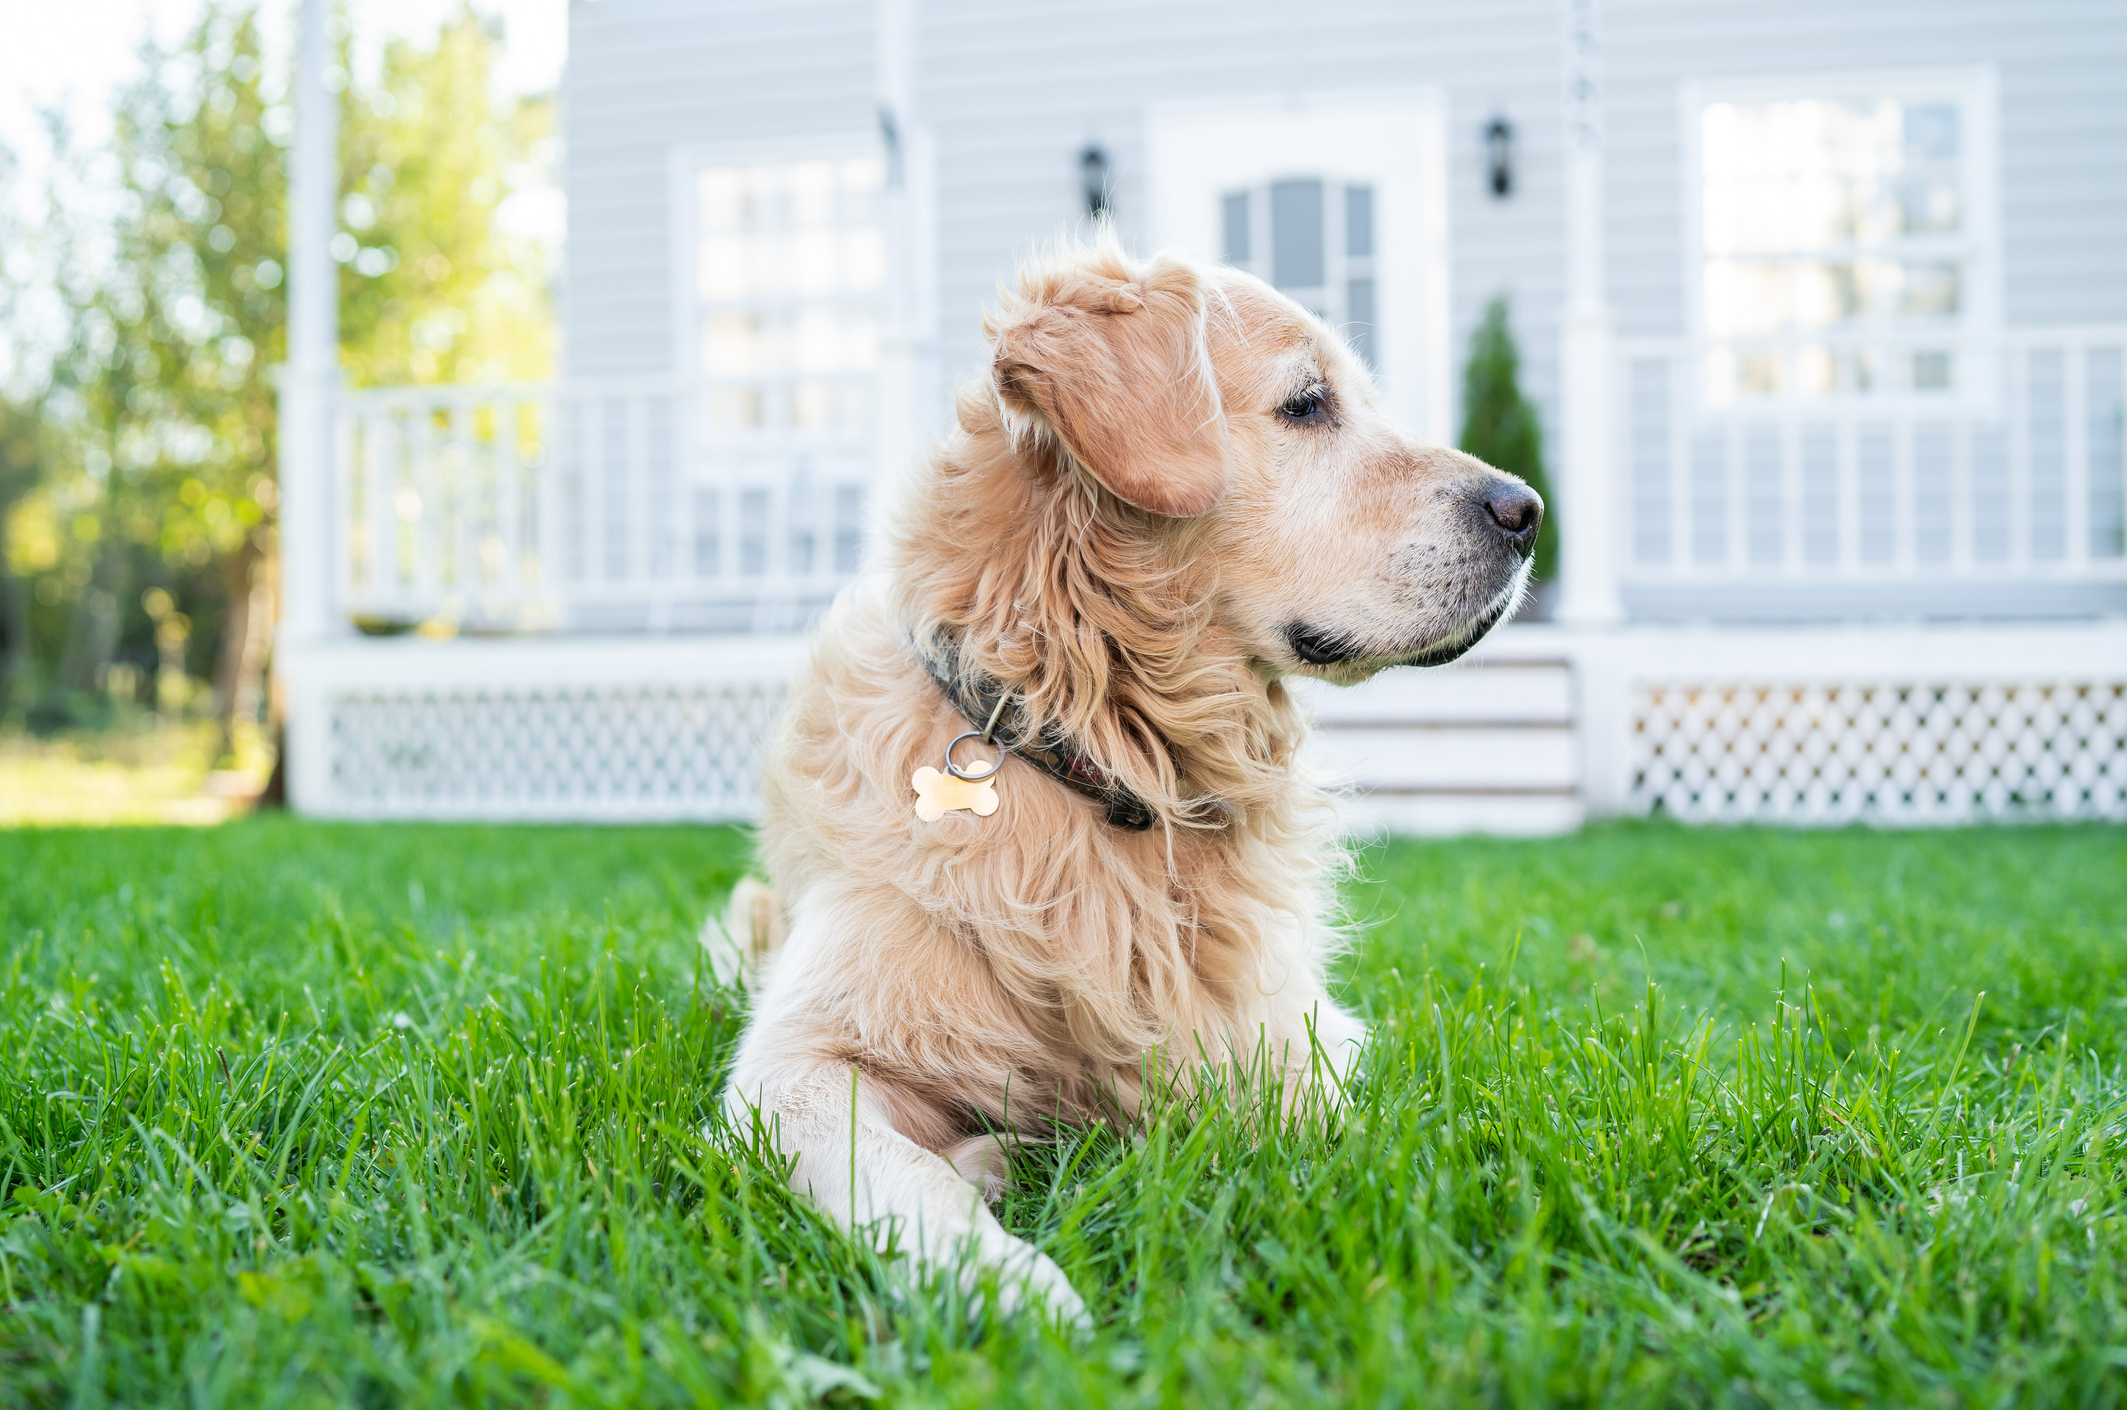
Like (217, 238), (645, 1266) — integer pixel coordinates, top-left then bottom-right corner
(912, 764), (998, 822)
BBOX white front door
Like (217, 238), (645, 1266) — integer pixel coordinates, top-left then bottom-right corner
(1148, 95), (1451, 444)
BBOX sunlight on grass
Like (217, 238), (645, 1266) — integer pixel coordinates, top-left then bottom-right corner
(0, 722), (273, 826)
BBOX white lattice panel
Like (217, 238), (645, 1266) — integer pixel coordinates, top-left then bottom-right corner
(325, 682), (784, 820)
(1632, 681), (2127, 824)
(283, 625), (2127, 829)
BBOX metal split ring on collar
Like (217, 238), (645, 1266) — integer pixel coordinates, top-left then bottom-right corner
(944, 731), (1003, 780)
(944, 695), (1012, 780)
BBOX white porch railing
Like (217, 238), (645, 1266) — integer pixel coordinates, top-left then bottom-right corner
(333, 377), (876, 633)
(329, 327), (2127, 638)
(1614, 327), (2127, 588)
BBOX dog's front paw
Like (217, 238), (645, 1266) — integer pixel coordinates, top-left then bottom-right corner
(987, 1243), (1089, 1332)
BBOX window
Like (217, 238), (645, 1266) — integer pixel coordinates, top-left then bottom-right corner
(1686, 71), (1996, 404)
(693, 154), (886, 433)
(1220, 178), (1378, 368)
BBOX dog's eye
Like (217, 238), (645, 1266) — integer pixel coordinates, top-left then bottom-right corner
(1279, 387), (1328, 423)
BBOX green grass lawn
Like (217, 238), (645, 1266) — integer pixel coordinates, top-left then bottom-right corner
(1, 820), (2123, 1408)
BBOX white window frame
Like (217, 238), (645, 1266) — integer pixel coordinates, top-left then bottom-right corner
(1679, 67), (2001, 411)
(1146, 94), (1451, 445)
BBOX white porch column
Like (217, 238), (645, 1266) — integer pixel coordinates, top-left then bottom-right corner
(1554, 0), (1625, 625)
(871, 0), (936, 546)
(278, 0), (342, 809)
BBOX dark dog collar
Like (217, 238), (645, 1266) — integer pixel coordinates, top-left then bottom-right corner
(914, 636), (1157, 831)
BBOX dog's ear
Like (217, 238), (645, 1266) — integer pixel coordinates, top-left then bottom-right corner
(991, 255), (1229, 518)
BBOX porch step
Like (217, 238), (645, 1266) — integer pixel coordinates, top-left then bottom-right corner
(1295, 657), (1582, 837)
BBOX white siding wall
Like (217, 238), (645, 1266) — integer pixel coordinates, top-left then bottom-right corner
(563, 0), (877, 379)
(564, 0), (2127, 443)
(565, 0), (1570, 445)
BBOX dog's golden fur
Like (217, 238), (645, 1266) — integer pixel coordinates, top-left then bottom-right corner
(720, 237), (1537, 1318)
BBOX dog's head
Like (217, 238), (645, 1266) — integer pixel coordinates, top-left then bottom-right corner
(984, 241), (1540, 686)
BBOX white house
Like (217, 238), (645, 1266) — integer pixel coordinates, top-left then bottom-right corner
(276, 0), (2127, 832)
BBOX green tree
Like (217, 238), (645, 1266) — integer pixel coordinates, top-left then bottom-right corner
(10, 15), (281, 743)
(338, 7), (553, 387)
(0, 144), (40, 708)
(42, 73), (193, 716)
(0, 17), (283, 739)
(1459, 296), (1557, 584)
(150, 6), (288, 753)
(0, 392), (36, 709)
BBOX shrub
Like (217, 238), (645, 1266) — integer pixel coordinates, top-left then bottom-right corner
(1458, 295), (1558, 583)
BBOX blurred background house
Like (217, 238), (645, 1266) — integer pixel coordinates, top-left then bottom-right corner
(21, 0), (2127, 831)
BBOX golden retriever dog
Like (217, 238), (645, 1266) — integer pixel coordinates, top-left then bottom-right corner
(715, 236), (1542, 1320)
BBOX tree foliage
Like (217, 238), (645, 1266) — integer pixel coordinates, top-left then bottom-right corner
(1458, 296), (1558, 584)
(339, 10), (554, 388)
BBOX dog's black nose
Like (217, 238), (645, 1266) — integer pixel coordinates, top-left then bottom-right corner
(1481, 479), (1543, 550)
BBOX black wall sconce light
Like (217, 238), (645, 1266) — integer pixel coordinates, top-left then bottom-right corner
(1485, 115), (1515, 198)
(1080, 143), (1112, 220)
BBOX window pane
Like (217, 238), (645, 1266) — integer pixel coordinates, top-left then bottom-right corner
(740, 488), (770, 575)
(1855, 255), (1900, 318)
(1793, 261), (1863, 327)
(1739, 351), (1783, 396)
(1797, 346), (1836, 395)
(699, 169), (744, 232)
(1900, 261), (1961, 318)
(1345, 277), (1375, 368)
(707, 386), (764, 431)
(789, 228), (837, 295)
(693, 488), (720, 576)
(704, 312), (763, 374)
(843, 227), (887, 290)
(1221, 191), (1250, 265)
(788, 161), (836, 227)
(838, 159), (883, 227)
(1904, 104), (1960, 165)
(2091, 349), (2126, 559)
(1807, 175), (1873, 244)
(1270, 179), (1325, 290)
(1704, 258), (1791, 336)
(699, 235), (749, 299)
(1345, 185), (1374, 258)
(834, 484), (865, 572)
(792, 307), (868, 371)
(1703, 179), (1775, 254)
(1895, 176), (1960, 235)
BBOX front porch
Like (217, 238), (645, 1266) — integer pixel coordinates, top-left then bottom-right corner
(279, 620), (2127, 832)
(276, 323), (2127, 832)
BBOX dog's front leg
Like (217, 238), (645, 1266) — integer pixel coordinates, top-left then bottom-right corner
(1242, 983), (1369, 1119)
(724, 1067), (1086, 1326)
